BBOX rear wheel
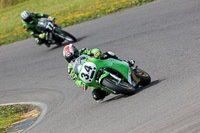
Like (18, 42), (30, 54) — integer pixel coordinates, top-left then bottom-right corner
(134, 68), (151, 86)
(101, 76), (135, 95)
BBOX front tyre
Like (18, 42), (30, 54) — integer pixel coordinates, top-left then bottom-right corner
(64, 31), (77, 42)
(101, 76), (135, 95)
(55, 29), (77, 42)
(134, 68), (151, 86)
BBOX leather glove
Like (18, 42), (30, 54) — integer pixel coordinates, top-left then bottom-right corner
(39, 33), (45, 39)
(48, 16), (55, 22)
(81, 84), (88, 91)
(94, 51), (101, 58)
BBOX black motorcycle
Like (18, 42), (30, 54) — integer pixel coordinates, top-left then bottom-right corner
(36, 18), (77, 47)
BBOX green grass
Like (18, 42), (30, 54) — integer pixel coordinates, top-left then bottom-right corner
(0, 104), (35, 133)
(0, 0), (29, 9)
(0, 0), (154, 45)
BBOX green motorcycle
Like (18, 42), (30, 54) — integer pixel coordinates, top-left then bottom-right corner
(73, 55), (151, 95)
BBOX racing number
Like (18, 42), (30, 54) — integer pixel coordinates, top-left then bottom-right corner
(84, 65), (92, 73)
(80, 64), (96, 83)
(81, 73), (89, 80)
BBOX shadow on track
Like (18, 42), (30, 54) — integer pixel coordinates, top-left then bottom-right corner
(103, 79), (166, 103)
(47, 36), (88, 50)
(134, 79), (166, 94)
(103, 94), (129, 103)
(76, 36), (87, 42)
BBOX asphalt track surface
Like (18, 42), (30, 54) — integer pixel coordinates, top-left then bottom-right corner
(1, 0), (200, 132)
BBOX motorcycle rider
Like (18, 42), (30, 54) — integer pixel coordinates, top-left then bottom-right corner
(63, 44), (140, 101)
(21, 10), (55, 47)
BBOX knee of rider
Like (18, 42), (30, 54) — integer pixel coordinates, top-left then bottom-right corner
(108, 51), (115, 56)
(92, 90), (105, 100)
(108, 51), (119, 59)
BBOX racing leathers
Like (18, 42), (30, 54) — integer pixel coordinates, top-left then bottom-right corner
(67, 48), (109, 101)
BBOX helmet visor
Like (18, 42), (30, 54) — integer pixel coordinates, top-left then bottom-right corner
(25, 16), (34, 24)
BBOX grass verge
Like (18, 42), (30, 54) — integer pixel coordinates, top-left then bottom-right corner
(0, 0), (154, 46)
(0, 104), (37, 133)
(0, 0), (29, 9)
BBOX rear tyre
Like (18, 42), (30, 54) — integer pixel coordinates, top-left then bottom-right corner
(101, 76), (135, 95)
(134, 68), (151, 86)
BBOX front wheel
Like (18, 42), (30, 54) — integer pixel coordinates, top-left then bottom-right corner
(134, 68), (151, 86)
(101, 76), (135, 95)
(64, 31), (77, 42)
(55, 29), (77, 42)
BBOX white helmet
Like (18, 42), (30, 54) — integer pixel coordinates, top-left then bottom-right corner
(63, 44), (79, 62)
(21, 11), (34, 24)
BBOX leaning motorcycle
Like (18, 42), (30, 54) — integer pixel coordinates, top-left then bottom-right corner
(36, 18), (77, 47)
(73, 55), (151, 95)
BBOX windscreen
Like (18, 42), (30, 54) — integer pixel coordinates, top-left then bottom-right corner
(73, 55), (90, 74)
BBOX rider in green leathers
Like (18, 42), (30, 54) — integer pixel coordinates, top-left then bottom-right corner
(21, 10), (55, 47)
(63, 44), (138, 101)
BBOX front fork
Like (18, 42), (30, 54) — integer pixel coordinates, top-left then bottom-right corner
(131, 69), (137, 82)
(130, 66), (140, 87)
(97, 70), (121, 94)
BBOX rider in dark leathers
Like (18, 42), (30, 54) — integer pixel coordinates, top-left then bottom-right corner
(21, 10), (55, 47)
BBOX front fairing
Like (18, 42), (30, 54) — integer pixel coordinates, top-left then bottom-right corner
(91, 58), (130, 81)
(36, 18), (50, 32)
(75, 55), (130, 87)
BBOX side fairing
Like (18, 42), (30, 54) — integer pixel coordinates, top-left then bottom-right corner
(79, 58), (130, 86)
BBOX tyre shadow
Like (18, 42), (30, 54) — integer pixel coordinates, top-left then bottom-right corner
(48, 36), (88, 50)
(134, 79), (166, 94)
(103, 79), (166, 103)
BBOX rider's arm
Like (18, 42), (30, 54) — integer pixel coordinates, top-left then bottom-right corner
(23, 24), (40, 38)
(33, 12), (55, 21)
(79, 48), (101, 58)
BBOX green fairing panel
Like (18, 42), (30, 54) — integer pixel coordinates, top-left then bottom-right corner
(78, 57), (129, 86)
(91, 58), (129, 80)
